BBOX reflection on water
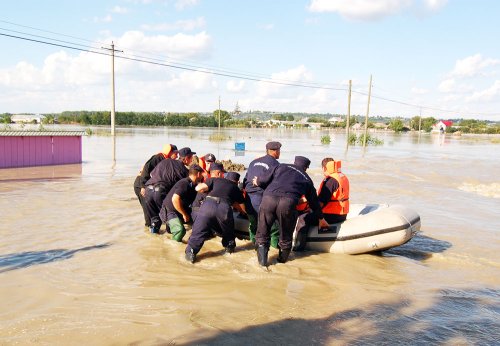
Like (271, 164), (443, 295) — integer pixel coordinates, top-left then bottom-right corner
(0, 243), (111, 273)
(0, 126), (499, 345)
(382, 233), (452, 261)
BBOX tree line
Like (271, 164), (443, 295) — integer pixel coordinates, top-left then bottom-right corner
(1, 111), (498, 134)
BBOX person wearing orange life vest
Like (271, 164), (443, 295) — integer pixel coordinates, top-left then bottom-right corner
(317, 157), (350, 223)
(198, 153), (216, 182)
(133, 144), (179, 227)
(293, 157), (349, 251)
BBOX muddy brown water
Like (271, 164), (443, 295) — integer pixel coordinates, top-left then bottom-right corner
(1, 126), (499, 345)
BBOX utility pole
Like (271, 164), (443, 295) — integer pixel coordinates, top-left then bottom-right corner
(418, 107), (422, 132)
(346, 80), (352, 149)
(363, 74), (372, 148)
(218, 96), (221, 132)
(102, 41), (122, 137)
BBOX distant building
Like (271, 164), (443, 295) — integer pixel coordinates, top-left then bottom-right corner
(11, 114), (46, 124)
(433, 120), (453, 132)
(328, 116), (343, 123)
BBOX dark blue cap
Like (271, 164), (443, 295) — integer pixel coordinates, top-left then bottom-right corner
(209, 162), (225, 172)
(178, 147), (196, 157)
(225, 172), (240, 182)
(266, 141), (282, 150)
(294, 156), (311, 170)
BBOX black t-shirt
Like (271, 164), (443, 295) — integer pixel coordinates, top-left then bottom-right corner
(205, 178), (245, 204)
(163, 177), (197, 212)
(136, 153), (165, 188)
(146, 158), (188, 189)
(317, 176), (340, 205)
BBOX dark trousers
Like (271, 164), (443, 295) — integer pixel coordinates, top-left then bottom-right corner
(144, 187), (167, 229)
(188, 199), (235, 254)
(134, 176), (150, 227)
(256, 195), (298, 250)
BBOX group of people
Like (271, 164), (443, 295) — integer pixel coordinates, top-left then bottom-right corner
(133, 141), (350, 266)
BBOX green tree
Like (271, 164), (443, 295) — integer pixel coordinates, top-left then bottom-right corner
(421, 117), (437, 132)
(410, 116), (421, 130)
(0, 113), (12, 124)
(213, 110), (232, 127)
(389, 118), (405, 132)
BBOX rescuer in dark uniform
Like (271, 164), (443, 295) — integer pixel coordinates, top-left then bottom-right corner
(191, 162), (225, 222)
(253, 156), (329, 266)
(144, 147), (195, 234)
(242, 141), (281, 247)
(293, 157), (350, 251)
(160, 165), (204, 242)
(185, 169), (246, 263)
(133, 144), (178, 226)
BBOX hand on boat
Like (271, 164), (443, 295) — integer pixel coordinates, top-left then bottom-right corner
(319, 218), (329, 230)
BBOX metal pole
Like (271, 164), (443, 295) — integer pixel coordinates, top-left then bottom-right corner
(363, 75), (372, 148)
(111, 41), (116, 137)
(346, 80), (352, 149)
(218, 96), (221, 132)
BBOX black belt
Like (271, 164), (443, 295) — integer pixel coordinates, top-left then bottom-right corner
(206, 196), (230, 204)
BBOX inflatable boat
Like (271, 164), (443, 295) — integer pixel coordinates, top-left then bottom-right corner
(234, 204), (421, 254)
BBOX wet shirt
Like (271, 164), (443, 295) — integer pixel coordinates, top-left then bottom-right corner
(258, 163), (324, 219)
(205, 178), (245, 205)
(145, 159), (188, 190)
(136, 153), (165, 188)
(243, 154), (279, 195)
(162, 177), (197, 212)
(317, 177), (340, 206)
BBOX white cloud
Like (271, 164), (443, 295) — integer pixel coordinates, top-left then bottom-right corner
(307, 0), (411, 20)
(93, 15), (113, 23)
(411, 87), (428, 95)
(226, 80), (246, 93)
(450, 54), (500, 78)
(438, 78), (455, 93)
(466, 80), (500, 102)
(116, 30), (212, 59)
(111, 6), (129, 14)
(424, 0), (448, 10)
(175, 0), (199, 10)
(141, 17), (206, 32)
(307, 0), (448, 20)
(256, 65), (313, 97)
(165, 69), (217, 92)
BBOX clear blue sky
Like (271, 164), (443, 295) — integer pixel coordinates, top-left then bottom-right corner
(1, 0), (499, 120)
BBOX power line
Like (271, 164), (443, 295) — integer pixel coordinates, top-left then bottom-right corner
(0, 29), (499, 117)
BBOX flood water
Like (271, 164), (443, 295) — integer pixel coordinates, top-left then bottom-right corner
(0, 126), (499, 345)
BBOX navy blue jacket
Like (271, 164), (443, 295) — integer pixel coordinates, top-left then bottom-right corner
(136, 153), (165, 188)
(257, 163), (324, 219)
(243, 154), (279, 195)
(145, 158), (188, 190)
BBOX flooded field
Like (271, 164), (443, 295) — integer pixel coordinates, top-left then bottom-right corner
(0, 126), (499, 345)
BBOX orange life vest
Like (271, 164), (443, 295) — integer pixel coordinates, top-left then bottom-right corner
(199, 157), (208, 171)
(296, 196), (309, 212)
(318, 160), (350, 215)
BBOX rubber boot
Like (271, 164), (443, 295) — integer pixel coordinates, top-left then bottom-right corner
(224, 240), (236, 254)
(277, 248), (291, 263)
(257, 245), (269, 267)
(149, 225), (160, 234)
(248, 214), (257, 243)
(185, 246), (196, 263)
(168, 217), (186, 242)
(270, 221), (280, 249)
